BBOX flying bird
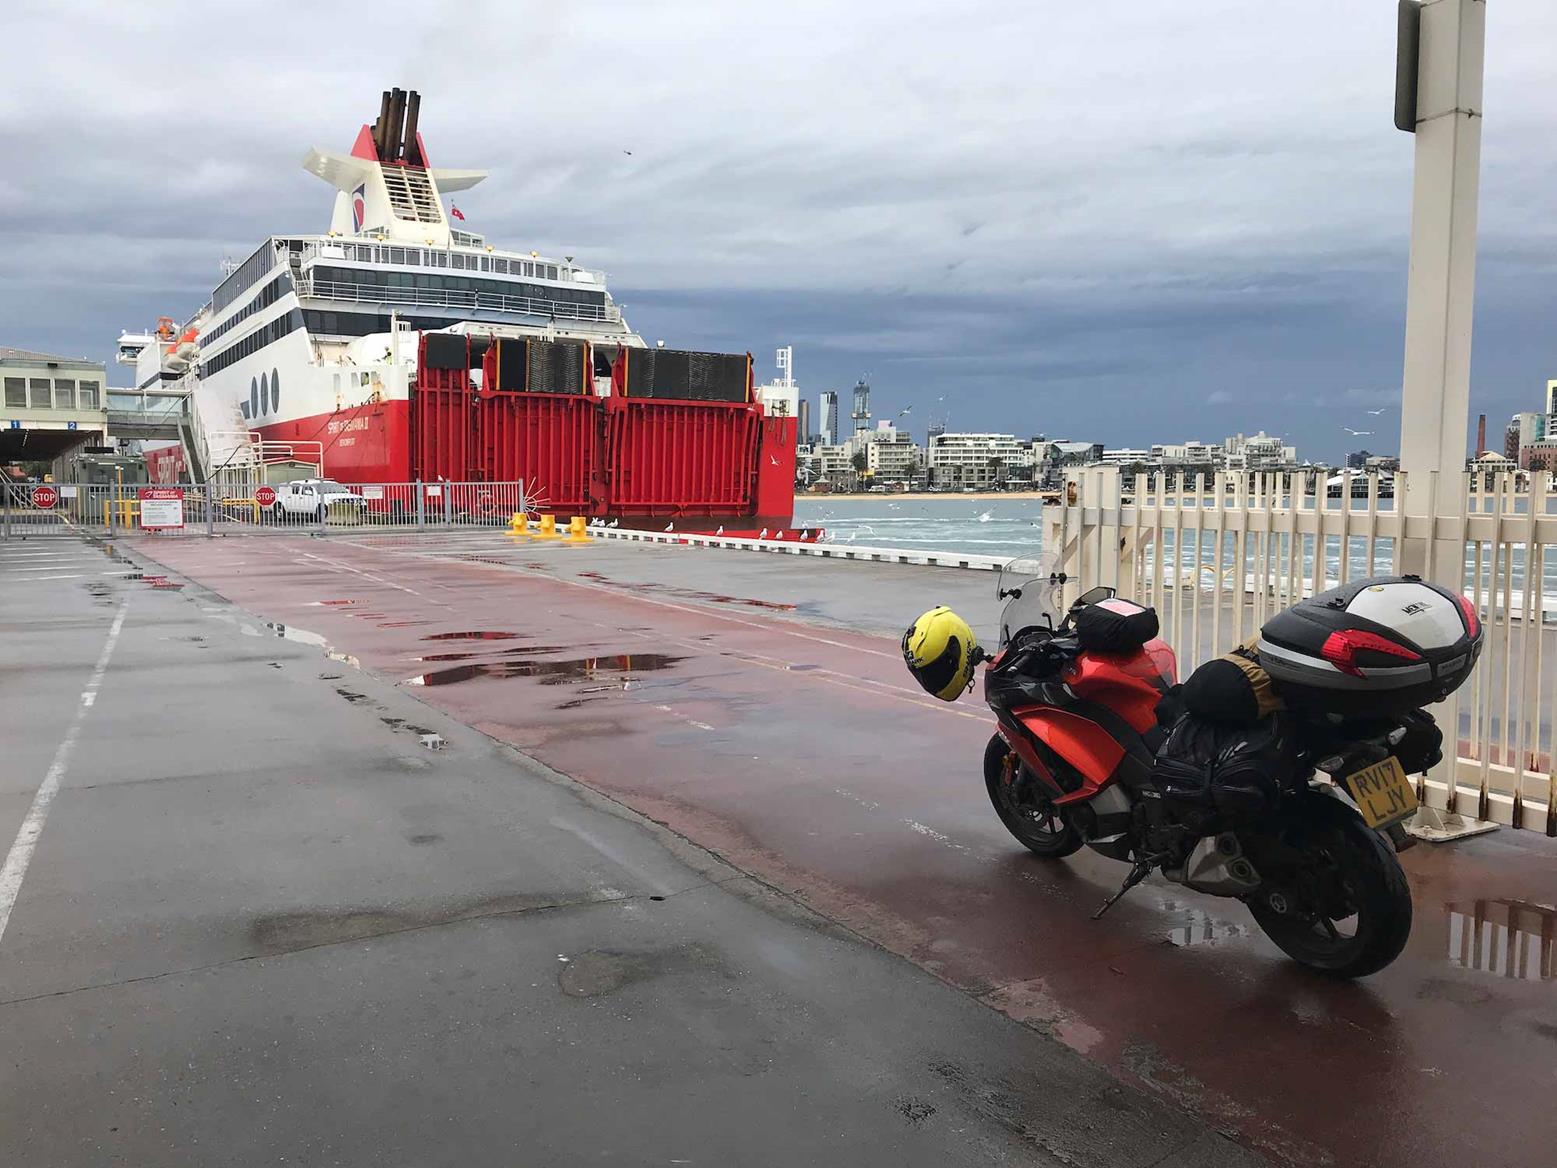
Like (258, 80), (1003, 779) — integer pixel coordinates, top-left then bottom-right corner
(1366, 407), (1389, 416)
(622, 149), (633, 155)
(897, 407), (912, 417)
(1342, 427), (1373, 437)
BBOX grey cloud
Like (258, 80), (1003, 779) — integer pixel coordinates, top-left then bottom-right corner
(2, 0), (1555, 463)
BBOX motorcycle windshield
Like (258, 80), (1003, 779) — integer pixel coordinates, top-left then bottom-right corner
(996, 553), (1066, 648)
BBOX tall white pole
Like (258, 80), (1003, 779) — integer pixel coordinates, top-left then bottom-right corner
(1397, 1), (1494, 839)
(1397, 0), (1485, 580)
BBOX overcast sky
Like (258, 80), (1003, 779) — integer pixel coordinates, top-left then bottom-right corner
(3, 0), (1554, 461)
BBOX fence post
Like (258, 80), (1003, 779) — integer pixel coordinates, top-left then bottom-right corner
(2, 485), (10, 540)
(205, 482), (214, 536)
(443, 482), (453, 527)
(415, 480), (426, 529)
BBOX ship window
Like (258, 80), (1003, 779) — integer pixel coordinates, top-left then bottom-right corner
(405, 250), (420, 266)
(241, 400), (251, 420)
(479, 256), (490, 272)
(250, 378), (258, 417)
(493, 258), (507, 274)
(389, 247), (406, 264)
(30, 378), (50, 408)
(53, 379), (75, 409)
(4, 378), (24, 407)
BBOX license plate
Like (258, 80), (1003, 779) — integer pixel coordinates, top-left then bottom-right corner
(1347, 756), (1419, 829)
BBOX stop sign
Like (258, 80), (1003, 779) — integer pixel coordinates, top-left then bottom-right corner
(254, 485), (277, 507)
(31, 485), (57, 508)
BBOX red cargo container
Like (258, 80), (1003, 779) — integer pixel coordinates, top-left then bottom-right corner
(604, 397), (760, 517)
(405, 335), (796, 533)
(412, 334), (475, 482)
(476, 393), (597, 511)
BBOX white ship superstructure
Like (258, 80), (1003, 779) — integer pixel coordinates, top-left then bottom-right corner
(121, 87), (642, 482)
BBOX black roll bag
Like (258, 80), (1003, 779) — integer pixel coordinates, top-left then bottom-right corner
(1072, 597), (1159, 654)
(1257, 576), (1482, 719)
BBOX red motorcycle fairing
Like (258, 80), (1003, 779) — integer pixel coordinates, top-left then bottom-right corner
(994, 638), (1177, 806)
(1003, 706), (1125, 804)
(1060, 638), (1177, 733)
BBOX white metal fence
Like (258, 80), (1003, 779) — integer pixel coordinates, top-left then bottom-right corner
(1046, 466), (1557, 836)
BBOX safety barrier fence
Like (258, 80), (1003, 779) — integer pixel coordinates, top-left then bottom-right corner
(1045, 466), (1557, 835)
(0, 481), (539, 539)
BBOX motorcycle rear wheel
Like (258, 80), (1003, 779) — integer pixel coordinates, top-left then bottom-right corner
(983, 734), (1083, 858)
(1247, 796), (1412, 978)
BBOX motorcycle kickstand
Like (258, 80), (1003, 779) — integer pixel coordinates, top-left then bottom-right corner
(1091, 858), (1157, 920)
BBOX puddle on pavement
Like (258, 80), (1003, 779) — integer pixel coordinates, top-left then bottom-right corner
(404, 652), (684, 689)
(263, 621), (360, 668)
(1159, 901), (1252, 949)
(1446, 900), (1557, 980)
(266, 621), (327, 648)
(576, 571), (796, 612)
(410, 643), (569, 664)
(421, 630), (523, 642)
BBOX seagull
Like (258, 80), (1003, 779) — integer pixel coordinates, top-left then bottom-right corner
(715, 526), (724, 535)
(622, 149), (633, 155)
(665, 522), (674, 532)
(897, 407), (912, 417)
(1342, 427), (1373, 437)
(1366, 407), (1389, 416)
(758, 528), (769, 539)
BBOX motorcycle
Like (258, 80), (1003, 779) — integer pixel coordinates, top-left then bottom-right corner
(935, 555), (1474, 979)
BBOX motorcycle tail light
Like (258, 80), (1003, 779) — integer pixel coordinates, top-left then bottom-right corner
(1320, 629), (1422, 677)
(1456, 594), (1479, 637)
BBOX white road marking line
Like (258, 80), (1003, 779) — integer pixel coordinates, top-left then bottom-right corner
(0, 599), (129, 948)
(8, 574), (84, 581)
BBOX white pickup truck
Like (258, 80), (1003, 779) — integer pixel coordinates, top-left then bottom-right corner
(264, 479), (369, 521)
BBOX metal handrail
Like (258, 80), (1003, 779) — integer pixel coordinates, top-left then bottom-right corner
(299, 278), (620, 324)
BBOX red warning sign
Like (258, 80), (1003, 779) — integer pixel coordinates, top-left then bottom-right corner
(254, 485), (277, 507)
(31, 485), (58, 508)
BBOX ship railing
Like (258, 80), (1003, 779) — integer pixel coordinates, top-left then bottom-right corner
(295, 238), (608, 288)
(1047, 465), (1557, 838)
(298, 278), (620, 324)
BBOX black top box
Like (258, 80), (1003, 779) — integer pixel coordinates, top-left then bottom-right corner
(1257, 576), (1482, 719)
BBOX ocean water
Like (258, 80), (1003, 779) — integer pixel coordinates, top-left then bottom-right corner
(792, 494), (1557, 603)
(792, 495), (1045, 559)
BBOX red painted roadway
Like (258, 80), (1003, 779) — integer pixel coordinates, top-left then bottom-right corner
(132, 533), (1557, 1168)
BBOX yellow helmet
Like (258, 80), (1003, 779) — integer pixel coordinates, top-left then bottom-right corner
(902, 606), (982, 701)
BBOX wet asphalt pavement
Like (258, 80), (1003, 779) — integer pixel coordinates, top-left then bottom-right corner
(0, 532), (1264, 1167)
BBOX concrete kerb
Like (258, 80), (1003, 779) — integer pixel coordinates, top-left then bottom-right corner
(589, 526), (1008, 572)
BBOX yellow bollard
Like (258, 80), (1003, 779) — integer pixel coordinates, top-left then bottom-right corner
(562, 515), (592, 544)
(532, 513), (561, 540)
(507, 512), (529, 537)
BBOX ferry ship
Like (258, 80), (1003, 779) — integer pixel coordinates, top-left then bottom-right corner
(119, 88), (798, 533)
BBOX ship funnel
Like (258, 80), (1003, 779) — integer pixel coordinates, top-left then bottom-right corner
(403, 90), (423, 166)
(373, 89), (392, 159)
(386, 87), (407, 162)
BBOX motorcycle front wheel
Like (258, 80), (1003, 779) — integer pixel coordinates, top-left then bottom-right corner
(1247, 795), (1413, 978)
(983, 734), (1083, 858)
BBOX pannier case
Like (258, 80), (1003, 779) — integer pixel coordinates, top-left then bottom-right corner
(1257, 576), (1482, 718)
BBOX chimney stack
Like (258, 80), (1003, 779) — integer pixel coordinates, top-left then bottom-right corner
(1476, 413), (1487, 457)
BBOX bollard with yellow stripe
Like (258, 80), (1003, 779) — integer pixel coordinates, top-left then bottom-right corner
(507, 512), (529, 537)
(562, 516), (592, 544)
(532, 513), (562, 540)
